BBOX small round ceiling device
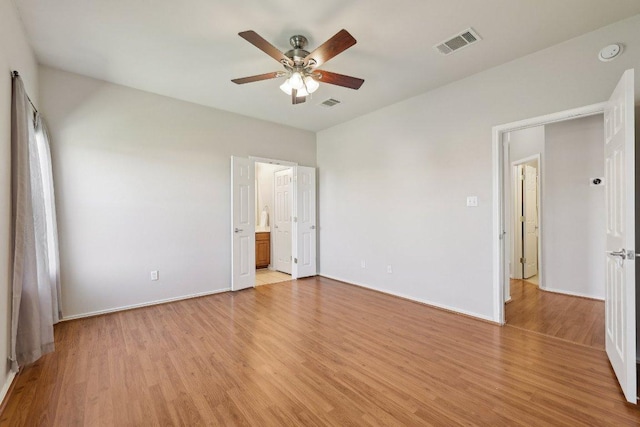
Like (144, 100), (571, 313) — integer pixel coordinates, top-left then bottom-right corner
(598, 44), (622, 62)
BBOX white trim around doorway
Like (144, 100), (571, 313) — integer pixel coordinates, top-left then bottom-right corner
(491, 102), (606, 324)
(249, 156), (298, 167)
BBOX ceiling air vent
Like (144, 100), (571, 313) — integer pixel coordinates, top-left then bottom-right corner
(320, 98), (341, 108)
(434, 28), (481, 55)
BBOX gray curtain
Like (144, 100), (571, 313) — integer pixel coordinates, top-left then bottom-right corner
(10, 74), (60, 371)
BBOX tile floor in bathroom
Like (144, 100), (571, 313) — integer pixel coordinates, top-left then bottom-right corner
(255, 269), (292, 286)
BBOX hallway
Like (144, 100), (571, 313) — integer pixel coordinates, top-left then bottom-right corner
(506, 279), (605, 349)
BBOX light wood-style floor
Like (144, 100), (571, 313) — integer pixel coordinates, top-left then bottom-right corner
(506, 279), (605, 349)
(2, 277), (638, 426)
(255, 269), (291, 286)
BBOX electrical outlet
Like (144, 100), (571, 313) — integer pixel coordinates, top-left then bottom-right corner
(387, 265), (393, 274)
(466, 196), (478, 207)
(361, 260), (366, 268)
(150, 270), (159, 281)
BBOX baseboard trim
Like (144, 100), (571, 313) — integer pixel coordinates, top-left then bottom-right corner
(541, 286), (604, 301)
(0, 371), (18, 416)
(61, 288), (232, 321)
(318, 274), (498, 325)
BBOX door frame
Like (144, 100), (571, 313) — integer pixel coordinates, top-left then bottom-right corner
(253, 158), (296, 273)
(492, 102), (606, 324)
(508, 154), (541, 298)
(250, 156), (298, 279)
(235, 156), (305, 285)
(250, 156), (298, 167)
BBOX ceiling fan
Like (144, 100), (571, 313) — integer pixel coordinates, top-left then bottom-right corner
(231, 29), (364, 105)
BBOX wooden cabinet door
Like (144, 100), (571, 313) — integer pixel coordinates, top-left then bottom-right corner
(256, 232), (270, 268)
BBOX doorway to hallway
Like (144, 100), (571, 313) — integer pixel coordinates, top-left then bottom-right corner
(506, 279), (605, 349)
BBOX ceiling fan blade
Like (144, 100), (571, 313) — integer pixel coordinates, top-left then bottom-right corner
(239, 31), (293, 66)
(304, 29), (356, 68)
(231, 72), (283, 85)
(291, 89), (306, 105)
(316, 70), (364, 90)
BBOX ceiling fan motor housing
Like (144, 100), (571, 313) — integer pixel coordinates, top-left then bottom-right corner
(286, 35), (311, 66)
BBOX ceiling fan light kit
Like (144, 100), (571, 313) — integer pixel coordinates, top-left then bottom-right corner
(280, 74), (319, 96)
(231, 29), (364, 105)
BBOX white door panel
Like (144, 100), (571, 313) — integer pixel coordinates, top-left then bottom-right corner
(604, 69), (635, 404)
(511, 165), (524, 280)
(523, 164), (538, 278)
(293, 166), (317, 278)
(274, 169), (292, 274)
(231, 157), (255, 290)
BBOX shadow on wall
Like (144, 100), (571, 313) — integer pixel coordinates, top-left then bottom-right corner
(40, 69), (110, 131)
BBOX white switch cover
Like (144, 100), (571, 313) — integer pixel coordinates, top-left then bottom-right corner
(150, 270), (159, 281)
(466, 196), (478, 207)
(387, 265), (393, 274)
(361, 260), (366, 269)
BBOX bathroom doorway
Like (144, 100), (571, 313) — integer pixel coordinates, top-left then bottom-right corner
(255, 161), (293, 285)
(231, 155), (317, 291)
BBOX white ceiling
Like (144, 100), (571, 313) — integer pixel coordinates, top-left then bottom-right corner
(14, 0), (640, 132)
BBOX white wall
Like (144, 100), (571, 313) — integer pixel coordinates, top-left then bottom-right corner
(0, 0), (39, 404)
(317, 14), (640, 322)
(39, 66), (315, 319)
(508, 126), (545, 164)
(544, 114), (605, 299)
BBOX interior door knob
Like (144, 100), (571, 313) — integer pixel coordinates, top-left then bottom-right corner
(607, 249), (627, 258)
(234, 228), (243, 233)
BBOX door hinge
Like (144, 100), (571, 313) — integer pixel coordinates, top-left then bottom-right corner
(520, 257), (526, 263)
(293, 216), (297, 222)
(520, 216), (526, 222)
(294, 258), (298, 264)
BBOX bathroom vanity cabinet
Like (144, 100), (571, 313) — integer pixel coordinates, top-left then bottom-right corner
(256, 232), (270, 268)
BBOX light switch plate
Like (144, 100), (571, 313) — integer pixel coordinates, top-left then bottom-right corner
(466, 196), (478, 207)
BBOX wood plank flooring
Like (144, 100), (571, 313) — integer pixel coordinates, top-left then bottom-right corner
(2, 276), (638, 426)
(506, 279), (605, 349)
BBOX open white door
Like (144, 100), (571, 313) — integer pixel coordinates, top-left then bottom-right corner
(231, 156), (255, 291)
(604, 69), (636, 404)
(523, 164), (538, 279)
(292, 166), (317, 278)
(274, 169), (293, 274)
(512, 165), (524, 280)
